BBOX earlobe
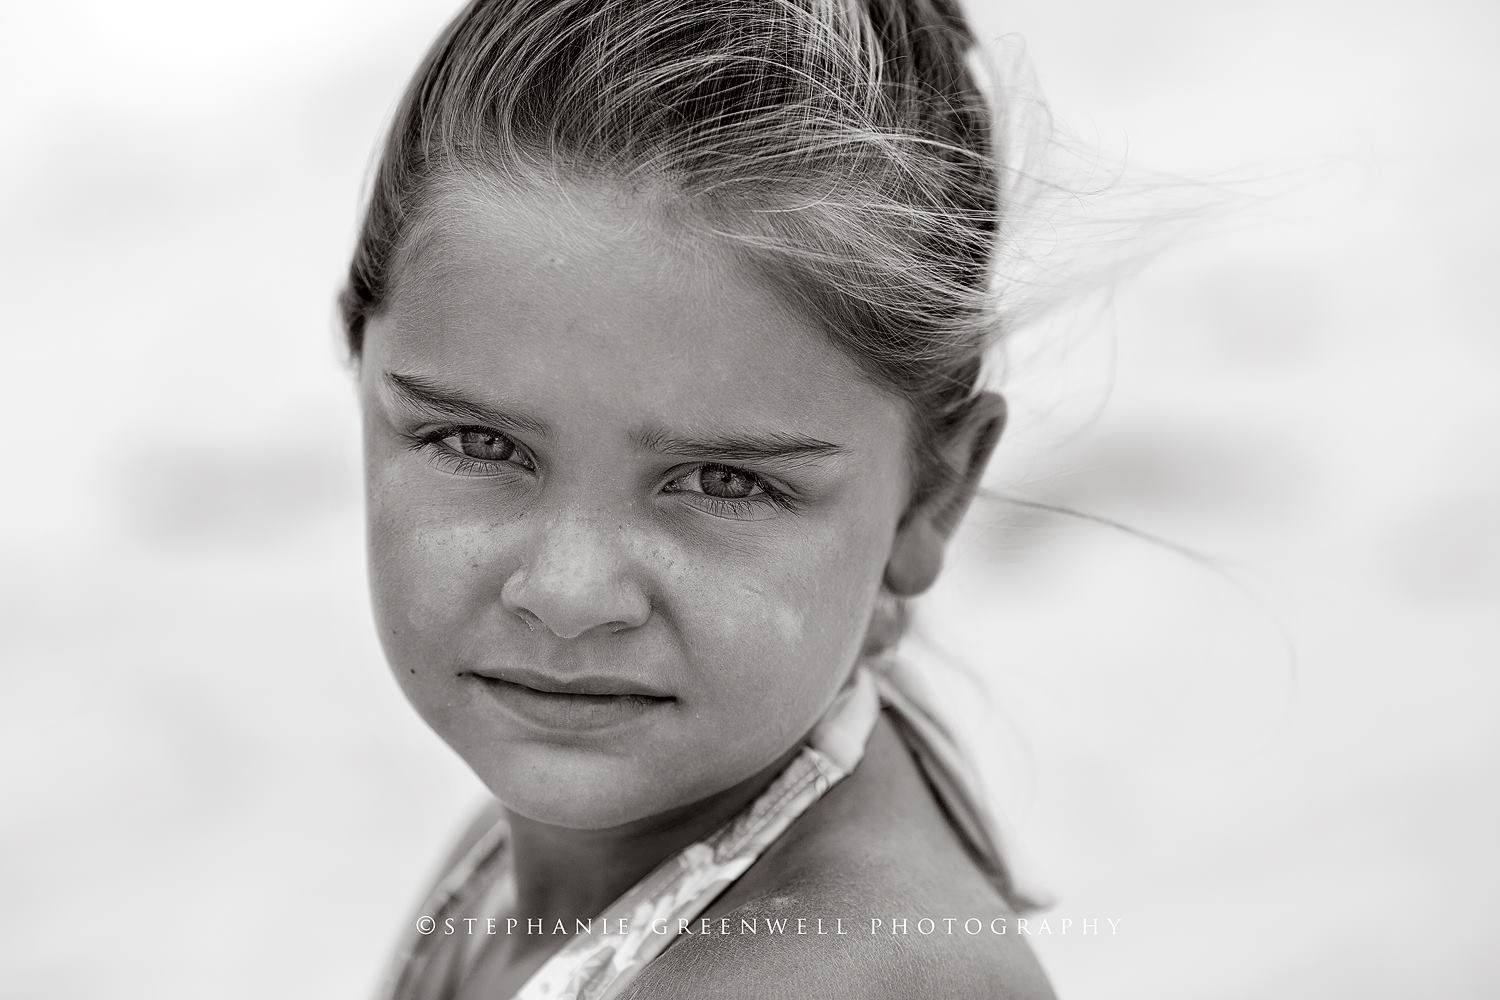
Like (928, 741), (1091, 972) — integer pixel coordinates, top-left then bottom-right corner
(884, 518), (946, 596)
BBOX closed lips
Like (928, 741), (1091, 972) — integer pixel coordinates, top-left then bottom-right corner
(465, 668), (673, 699)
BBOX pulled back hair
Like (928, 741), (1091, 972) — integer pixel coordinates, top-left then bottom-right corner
(340, 0), (1008, 518)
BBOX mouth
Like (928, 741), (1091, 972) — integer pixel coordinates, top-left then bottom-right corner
(459, 667), (675, 733)
(462, 666), (674, 700)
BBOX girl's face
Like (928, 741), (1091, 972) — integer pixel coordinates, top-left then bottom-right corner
(358, 178), (914, 829)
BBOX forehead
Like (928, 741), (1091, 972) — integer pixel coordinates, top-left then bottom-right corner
(367, 176), (906, 444)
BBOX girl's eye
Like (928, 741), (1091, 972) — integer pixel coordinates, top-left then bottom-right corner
(695, 464), (760, 500)
(664, 464), (801, 519)
(407, 425), (536, 477)
(445, 429), (519, 463)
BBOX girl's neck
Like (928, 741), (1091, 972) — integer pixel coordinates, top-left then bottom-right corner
(502, 741), (805, 925)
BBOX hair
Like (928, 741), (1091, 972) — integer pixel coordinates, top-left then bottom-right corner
(339, 0), (1015, 510)
(340, 0), (1044, 910)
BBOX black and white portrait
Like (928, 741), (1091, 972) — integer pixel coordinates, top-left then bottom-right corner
(2, 1), (1493, 997)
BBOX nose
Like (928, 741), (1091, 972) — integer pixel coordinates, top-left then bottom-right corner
(500, 509), (652, 640)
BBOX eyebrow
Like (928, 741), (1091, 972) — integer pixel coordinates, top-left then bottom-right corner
(631, 426), (847, 465)
(382, 369), (848, 464)
(382, 370), (551, 437)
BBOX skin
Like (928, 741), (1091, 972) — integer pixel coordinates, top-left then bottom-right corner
(357, 174), (1011, 988)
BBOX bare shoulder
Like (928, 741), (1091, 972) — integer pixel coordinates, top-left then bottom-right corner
(617, 867), (1055, 1000)
(618, 714), (1057, 999)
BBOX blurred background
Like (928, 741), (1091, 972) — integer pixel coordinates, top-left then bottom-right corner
(1, 0), (1494, 996)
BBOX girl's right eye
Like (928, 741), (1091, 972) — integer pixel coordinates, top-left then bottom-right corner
(407, 425), (537, 477)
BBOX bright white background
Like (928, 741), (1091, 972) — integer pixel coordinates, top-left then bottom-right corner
(1, 1), (1494, 996)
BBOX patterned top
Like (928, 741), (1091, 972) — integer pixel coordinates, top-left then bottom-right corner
(374, 656), (1026, 999)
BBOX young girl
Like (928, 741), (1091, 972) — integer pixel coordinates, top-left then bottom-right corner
(340, 0), (1058, 996)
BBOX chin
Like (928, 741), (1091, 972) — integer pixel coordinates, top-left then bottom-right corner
(504, 793), (657, 830)
(463, 748), (681, 831)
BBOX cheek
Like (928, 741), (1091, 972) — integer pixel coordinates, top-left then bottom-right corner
(364, 454), (498, 676)
(669, 514), (888, 719)
(368, 506), (457, 644)
(772, 602), (806, 644)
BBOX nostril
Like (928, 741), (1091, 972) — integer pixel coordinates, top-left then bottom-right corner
(514, 607), (543, 633)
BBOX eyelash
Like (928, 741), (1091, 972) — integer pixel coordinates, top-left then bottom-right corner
(403, 424), (804, 516)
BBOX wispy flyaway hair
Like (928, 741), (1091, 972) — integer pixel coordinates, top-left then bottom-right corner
(340, 0), (1020, 518)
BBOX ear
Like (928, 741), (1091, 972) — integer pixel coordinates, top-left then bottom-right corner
(883, 390), (1006, 597)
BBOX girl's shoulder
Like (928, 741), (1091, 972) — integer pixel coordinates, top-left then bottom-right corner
(619, 711), (1057, 999)
(622, 861), (1053, 999)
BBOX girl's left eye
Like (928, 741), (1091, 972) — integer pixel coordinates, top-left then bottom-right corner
(685, 464), (762, 500)
(664, 464), (801, 519)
